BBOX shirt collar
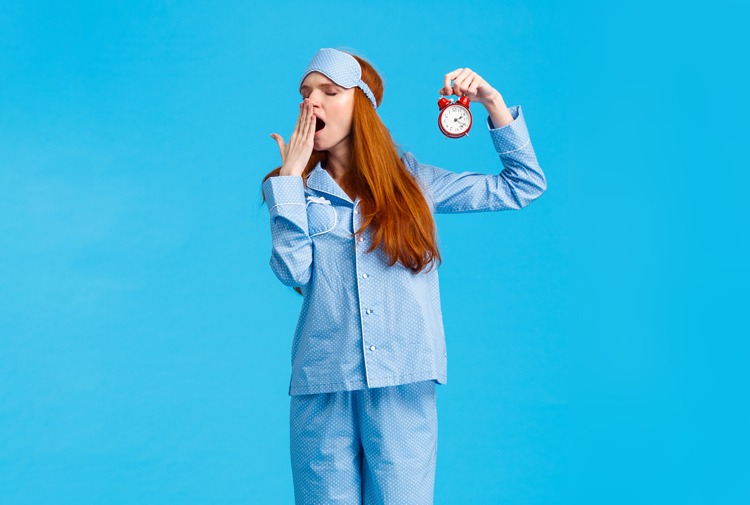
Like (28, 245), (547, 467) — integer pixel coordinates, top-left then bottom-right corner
(306, 161), (354, 205)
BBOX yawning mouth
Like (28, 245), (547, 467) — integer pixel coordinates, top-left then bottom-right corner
(315, 117), (326, 132)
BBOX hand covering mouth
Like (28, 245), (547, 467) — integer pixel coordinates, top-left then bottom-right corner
(315, 116), (326, 132)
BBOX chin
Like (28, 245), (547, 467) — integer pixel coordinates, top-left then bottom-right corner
(313, 138), (334, 152)
(315, 133), (348, 153)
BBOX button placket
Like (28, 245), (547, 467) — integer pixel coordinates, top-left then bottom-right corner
(354, 207), (372, 385)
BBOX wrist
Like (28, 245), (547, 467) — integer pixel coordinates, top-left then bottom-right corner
(483, 92), (513, 129)
(279, 165), (304, 177)
(479, 90), (504, 108)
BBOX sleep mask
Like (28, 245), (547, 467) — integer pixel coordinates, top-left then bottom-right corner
(300, 48), (378, 109)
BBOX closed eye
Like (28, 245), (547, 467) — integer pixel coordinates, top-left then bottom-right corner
(300, 93), (337, 99)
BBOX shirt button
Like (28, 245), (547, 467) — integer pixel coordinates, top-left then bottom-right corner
(366, 309), (372, 315)
(354, 209), (359, 214)
(369, 345), (376, 351)
(362, 273), (368, 279)
(359, 236), (364, 242)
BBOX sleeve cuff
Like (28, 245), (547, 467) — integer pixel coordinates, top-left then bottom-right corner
(262, 175), (307, 215)
(486, 105), (531, 154)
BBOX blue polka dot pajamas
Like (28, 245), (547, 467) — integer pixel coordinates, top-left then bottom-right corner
(262, 105), (546, 504)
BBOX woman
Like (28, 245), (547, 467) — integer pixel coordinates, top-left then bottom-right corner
(262, 47), (546, 505)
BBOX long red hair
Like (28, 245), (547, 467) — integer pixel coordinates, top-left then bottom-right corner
(263, 51), (441, 288)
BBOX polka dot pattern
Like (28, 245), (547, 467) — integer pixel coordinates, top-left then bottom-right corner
(407, 106), (547, 212)
(261, 104), (547, 397)
(290, 380), (438, 504)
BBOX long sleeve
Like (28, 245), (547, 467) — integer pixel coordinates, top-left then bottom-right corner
(404, 105), (547, 213)
(262, 175), (313, 287)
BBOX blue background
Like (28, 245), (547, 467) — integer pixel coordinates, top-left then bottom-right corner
(1, 1), (747, 503)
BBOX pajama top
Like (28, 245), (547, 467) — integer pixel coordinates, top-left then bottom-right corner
(262, 105), (547, 396)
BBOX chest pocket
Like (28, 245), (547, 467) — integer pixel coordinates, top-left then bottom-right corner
(306, 196), (337, 237)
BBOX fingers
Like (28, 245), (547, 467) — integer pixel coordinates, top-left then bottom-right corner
(302, 100), (315, 140)
(270, 99), (316, 175)
(291, 100), (306, 141)
(440, 67), (482, 96)
(278, 99), (315, 175)
(442, 68), (463, 95)
(464, 74), (483, 95)
(293, 99), (313, 135)
(270, 133), (286, 161)
(452, 68), (473, 95)
(291, 99), (314, 146)
(269, 101), (305, 163)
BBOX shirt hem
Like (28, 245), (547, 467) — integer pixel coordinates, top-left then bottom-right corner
(288, 370), (447, 396)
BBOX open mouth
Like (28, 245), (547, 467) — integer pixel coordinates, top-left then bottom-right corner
(315, 117), (326, 132)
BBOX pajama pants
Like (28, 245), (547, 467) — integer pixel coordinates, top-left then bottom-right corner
(289, 380), (438, 505)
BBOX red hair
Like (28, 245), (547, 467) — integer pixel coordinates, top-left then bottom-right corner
(263, 51), (440, 290)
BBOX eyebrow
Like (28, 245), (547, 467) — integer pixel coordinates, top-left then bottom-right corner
(299, 83), (342, 93)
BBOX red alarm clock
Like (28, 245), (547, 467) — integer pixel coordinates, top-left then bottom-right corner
(437, 95), (472, 138)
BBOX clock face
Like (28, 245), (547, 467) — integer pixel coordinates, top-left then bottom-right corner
(440, 104), (471, 135)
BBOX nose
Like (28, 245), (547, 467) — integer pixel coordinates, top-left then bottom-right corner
(302, 98), (319, 113)
(305, 90), (326, 106)
(301, 98), (319, 117)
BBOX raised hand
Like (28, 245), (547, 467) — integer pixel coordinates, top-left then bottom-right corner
(270, 98), (316, 177)
(439, 68), (500, 106)
(440, 68), (514, 128)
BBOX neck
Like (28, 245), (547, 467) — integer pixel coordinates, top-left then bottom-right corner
(323, 141), (351, 183)
(322, 141), (357, 201)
